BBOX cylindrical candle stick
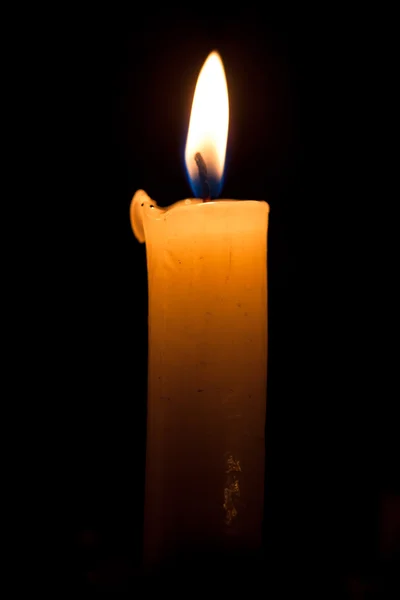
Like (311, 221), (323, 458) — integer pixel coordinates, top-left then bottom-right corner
(131, 190), (269, 568)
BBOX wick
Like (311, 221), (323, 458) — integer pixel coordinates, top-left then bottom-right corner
(194, 152), (211, 201)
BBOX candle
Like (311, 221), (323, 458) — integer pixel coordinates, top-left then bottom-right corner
(130, 51), (270, 569)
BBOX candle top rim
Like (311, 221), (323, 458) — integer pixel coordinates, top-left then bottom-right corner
(130, 190), (270, 243)
(134, 190), (269, 210)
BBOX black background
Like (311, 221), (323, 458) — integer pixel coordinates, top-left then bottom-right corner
(63, 9), (398, 594)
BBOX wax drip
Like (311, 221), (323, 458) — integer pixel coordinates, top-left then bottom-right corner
(194, 152), (211, 201)
(223, 453), (242, 525)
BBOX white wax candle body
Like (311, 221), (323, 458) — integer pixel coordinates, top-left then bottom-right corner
(131, 190), (270, 567)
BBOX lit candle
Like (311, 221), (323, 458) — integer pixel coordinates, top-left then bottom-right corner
(131, 51), (270, 569)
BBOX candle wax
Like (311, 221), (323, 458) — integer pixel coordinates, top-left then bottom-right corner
(131, 189), (269, 568)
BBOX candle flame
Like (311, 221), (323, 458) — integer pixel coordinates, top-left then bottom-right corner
(185, 51), (229, 198)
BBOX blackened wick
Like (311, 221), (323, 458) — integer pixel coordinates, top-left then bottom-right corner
(194, 152), (210, 201)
